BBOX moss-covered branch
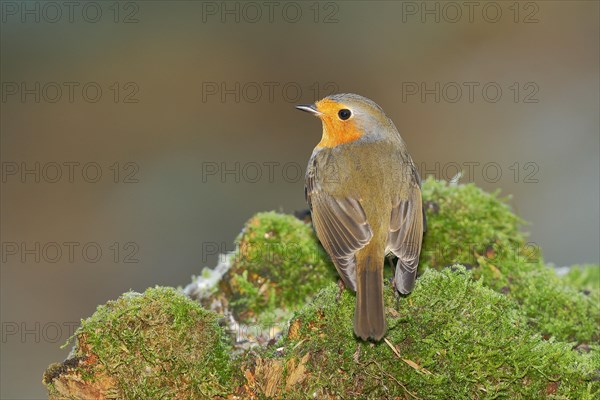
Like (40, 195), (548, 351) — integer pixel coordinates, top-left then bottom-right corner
(43, 179), (599, 399)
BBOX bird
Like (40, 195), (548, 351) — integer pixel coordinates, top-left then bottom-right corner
(296, 93), (425, 341)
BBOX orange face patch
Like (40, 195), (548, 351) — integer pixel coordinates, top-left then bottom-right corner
(314, 99), (363, 148)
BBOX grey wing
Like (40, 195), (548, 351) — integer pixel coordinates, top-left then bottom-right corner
(305, 161), (372, 292)
(388, 183), (424, 294)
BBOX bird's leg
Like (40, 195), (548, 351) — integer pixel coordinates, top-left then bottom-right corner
(387, 255), (402, 310)
(336, 278), (346, 302)
(386, 255), (395, 270)
(394, 287), (401, 310)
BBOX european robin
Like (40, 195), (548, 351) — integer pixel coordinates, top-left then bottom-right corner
(296, 93), (425, 341)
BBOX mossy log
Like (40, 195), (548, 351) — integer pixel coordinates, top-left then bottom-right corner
(43, 179), (600, 399)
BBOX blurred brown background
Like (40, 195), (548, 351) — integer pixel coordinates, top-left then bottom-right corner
(1, 1), (598, 398)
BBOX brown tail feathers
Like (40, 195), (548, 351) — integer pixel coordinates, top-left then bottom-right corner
(354, 251), (386, 341)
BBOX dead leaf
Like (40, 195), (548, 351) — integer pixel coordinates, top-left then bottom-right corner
(251, 357), (284, 397)
(401, 358), (432, 375)
(285, 353), (310, 390)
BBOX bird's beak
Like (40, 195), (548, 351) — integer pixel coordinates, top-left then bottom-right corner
(295, 104), (322, 116)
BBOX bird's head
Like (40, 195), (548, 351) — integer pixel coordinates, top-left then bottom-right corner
(296, 93), (395, 148)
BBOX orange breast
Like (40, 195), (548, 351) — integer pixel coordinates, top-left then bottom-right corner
(315, 99), (363, 148)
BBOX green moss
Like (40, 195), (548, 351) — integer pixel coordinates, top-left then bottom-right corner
(221, 211), (337, 324)
(420, 178), (599, 343)
(74, 287), (234, 398)
(262, 268), (599, 399)
(420, 177), (527, 271)
(562, 264), (600, 294)
(45, 180), (599, 398)
(477, 257), (600, 344)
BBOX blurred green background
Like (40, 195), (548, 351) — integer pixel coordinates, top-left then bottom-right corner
(1, 1), (598, 398)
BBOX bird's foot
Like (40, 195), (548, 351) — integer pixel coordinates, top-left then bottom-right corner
(336, 279), (346, 302)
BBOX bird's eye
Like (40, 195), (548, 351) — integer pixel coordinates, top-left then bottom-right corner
(338, 109), (352, 120)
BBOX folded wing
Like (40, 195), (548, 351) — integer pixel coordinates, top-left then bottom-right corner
(305, 163), (372, 291)
(387, 185), (424, 294)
